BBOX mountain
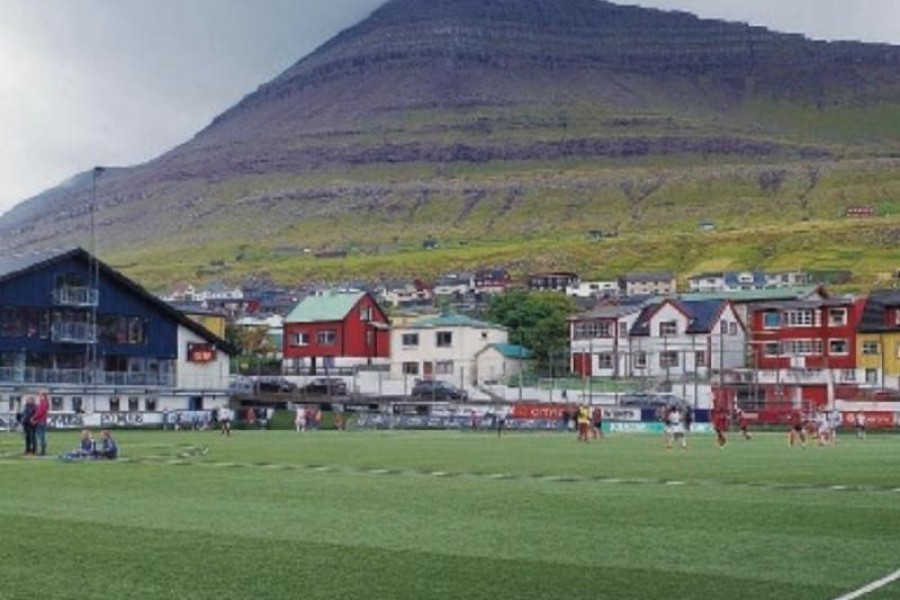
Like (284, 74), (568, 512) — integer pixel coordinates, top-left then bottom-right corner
(3, 0), (900, 289)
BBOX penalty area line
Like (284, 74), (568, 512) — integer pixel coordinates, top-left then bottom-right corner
(832, 568), (900, 600)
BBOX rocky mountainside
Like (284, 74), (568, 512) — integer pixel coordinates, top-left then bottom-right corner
(2, 0), (900, 286)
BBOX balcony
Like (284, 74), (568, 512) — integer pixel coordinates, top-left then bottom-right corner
(51, 322), (97, 344)
(0, 366), (175, 387)
(53, 286), (99, 307)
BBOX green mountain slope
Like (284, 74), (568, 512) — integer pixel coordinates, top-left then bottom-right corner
(1, 0), (899, 290)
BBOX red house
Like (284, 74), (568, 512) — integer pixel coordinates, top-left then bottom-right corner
(745, 297), (866, 413)
(282, 290), (390, 372)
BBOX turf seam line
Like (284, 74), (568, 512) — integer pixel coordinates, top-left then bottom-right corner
(831, 568), (900, 600)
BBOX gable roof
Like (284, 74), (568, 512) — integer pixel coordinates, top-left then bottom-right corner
(284, 291), (367, 323)
(858, 289), (900, 333)
(0, 247), (234, 353)
(630, 299), (729, 336)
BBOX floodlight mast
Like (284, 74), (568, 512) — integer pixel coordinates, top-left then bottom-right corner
(90, 166), (105, 412)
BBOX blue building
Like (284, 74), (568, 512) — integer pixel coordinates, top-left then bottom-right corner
(0, 248), (232, 423)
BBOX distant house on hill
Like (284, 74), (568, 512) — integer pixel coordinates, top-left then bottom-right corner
(528, 272), (579, 292)
(620, 272), (677, 297)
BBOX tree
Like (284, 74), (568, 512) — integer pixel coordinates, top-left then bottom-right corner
(486, 290), (577, 369)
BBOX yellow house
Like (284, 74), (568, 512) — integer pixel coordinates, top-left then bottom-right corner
(857, 290), (900, 389)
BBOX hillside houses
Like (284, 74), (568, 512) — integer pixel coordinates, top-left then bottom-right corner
(151, 265), (900, 412)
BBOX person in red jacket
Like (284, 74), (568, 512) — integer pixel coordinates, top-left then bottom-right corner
(32, 392), (50, 456)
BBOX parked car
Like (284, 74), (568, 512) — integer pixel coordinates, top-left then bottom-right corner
(255, 377), (297, 393)
(410, 380), (469, 401)
(303, 377), (348, 396)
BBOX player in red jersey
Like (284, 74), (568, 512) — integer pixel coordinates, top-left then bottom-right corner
(713, 408), (729, 449)
(735, 407), (752, 440)
(788, 410), (806, 448)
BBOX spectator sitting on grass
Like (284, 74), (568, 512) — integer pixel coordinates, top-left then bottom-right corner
(93, 430), (119, 460)
(60, 430), (95, 460)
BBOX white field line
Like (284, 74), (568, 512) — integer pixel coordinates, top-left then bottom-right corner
(832, 569), (900, 600)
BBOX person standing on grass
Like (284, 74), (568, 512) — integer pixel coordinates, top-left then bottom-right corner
(855, 412), (866, 439)
(666, 405), (687, 450)
(495, 407), (507, 438)
(295, 405), (307, 432)
(591, 406), (604, 440)
(713, 407), (729, 449)
(830, 407), (841, 443)
(219, 406), (233, 436)
(32, 392), (50, 456)
(21, 397), (37, 455)
(788, 410), (806, 448)
(735, 407), (752, 440)
(576, 404), (590, 442)
(816, 409), (831, 446)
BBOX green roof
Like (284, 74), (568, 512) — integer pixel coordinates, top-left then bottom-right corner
(407, 313), (504, 330)
(679, 286), (821, 303)
(285, 291), (365, 323)
(492, 343), (533, 359)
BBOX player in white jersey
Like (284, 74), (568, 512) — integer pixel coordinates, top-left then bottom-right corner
(665, 406), (687, 450)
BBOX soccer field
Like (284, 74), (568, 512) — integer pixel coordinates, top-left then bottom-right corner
(1, 428), (899, 600)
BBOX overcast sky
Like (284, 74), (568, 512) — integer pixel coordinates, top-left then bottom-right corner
(1, 0), (898, 216)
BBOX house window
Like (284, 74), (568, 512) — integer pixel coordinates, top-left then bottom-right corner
(783, 340), (822, 356)
(659, 351), (679, 368)
(865, 369), (878, 384)
(862, 341), (880, 355)
(145, 398), (157, 412)
(359, 306), (373, 321)
(784, 310), (814, 326)
(634, 351), (647, 369)
(573, 321), (611, 339)
(828, 308), (847, 326)
(402, 362), (419, 375)
(597, 353), (613, 369)
(435, 361), (454, 375)
(695, 351), (706, 368)
(762, 312), (781, 329)
(317, 330), (336, 346)
(829, 339), (849, 355)
(128, 397), (140, 411)
(436, 331), (453, 347)
(51, 396), (63, 410)
(109, 397), (120, 412)
(401, 333), (419, 347)
(619, 322), (627, 337)
(729, 322), (737, 336)
(763, 342), (781, 356)
(840, 370), (857, 382)
(659, 321), (677, 337)
(292, 332), (309, 346)
(72, 397), (83, 413)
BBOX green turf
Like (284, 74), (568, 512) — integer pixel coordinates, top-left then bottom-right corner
(1, 429), (898, 599)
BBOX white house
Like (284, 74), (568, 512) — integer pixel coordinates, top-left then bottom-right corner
(570, 299), (746, 383)
(569, 303), (647, 377)
(626, 299), (746, 381)
(474, 343), (533, 385)
(390, 312), (509, 386)
(566, 280), (620, 299)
